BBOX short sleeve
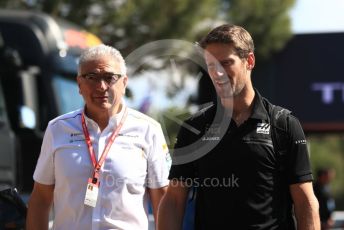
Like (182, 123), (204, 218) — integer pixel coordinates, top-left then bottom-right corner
(286, 115), (313, 184)
(33, 124), (55, 185)
(146, 124), (170, 188)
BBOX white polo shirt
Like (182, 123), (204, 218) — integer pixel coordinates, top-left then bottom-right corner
(33, 106), (170, 230)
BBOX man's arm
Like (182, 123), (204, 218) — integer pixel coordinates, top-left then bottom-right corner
(26, 182), (54, 230)
(290, 181), (320, 230)
(157, 180), (189, 230)
(148, 186), (168, 226)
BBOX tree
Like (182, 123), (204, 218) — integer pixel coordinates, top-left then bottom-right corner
(1, 0), (296, 103)
(225, 0), (296, 61)
(197, 0), (296, 106)
(0, 0), (219, 56)
(1, 0), (295, 60)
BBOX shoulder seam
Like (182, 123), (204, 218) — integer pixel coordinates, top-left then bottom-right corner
(50, 113), (82, 126)
(127, 109), (160, 128)
(189, 102), (215, 121)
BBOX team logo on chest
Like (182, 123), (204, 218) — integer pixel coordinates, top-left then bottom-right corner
(256, 123), (270, 134)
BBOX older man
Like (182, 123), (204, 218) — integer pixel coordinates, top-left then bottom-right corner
(27, 44), (170, 230)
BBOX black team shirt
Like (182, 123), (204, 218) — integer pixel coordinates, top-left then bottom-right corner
(169, 90), (313, 230)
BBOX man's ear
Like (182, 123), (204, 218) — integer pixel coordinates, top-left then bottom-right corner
(247, 52), (255, 70)
(123, 75), (128, 88)
(122, 75), (128, 95)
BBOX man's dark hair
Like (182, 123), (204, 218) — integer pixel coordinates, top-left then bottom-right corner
(199, 24), (254, 59)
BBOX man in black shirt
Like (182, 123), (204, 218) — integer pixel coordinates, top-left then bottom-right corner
(158, 24), (320, 229)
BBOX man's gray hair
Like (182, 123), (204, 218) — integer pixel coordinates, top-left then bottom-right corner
(78, 44), (126, 75)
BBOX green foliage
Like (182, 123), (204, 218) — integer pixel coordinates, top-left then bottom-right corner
(1, 0), (296, 60)
(95, 0), (219, 55)
(38, 0), (219, 56)
(308, 134), (344, 209)
(226, 0), (295, 60)
(150, 106), (192, 149)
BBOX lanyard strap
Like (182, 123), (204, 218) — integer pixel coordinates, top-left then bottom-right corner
(81, 107), (128, 178)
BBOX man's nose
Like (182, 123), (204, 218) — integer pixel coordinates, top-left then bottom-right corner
(95, 78), (109, 90)
(215, 70), (225, 77)
(213, 65), (225, 77)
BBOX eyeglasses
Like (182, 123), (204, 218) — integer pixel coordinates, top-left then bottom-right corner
(81, 72), (123, 86)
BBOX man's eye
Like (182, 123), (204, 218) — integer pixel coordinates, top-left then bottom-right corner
(221, 60), (232, 66)
(207, 64), (215, 69)
(85, 74), (96, 80)
(104, 76), (114, 82)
